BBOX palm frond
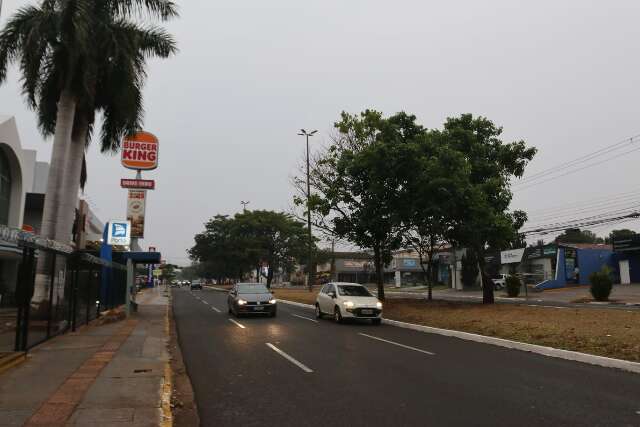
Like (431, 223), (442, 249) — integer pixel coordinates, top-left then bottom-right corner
(108, 0), (179, 21)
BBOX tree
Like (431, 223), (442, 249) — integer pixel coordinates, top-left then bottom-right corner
(442, 114), (536, 304)
(555, 229), (603, 244)
(0, 0), (177, 244)
(233, 211), (309, 288)
(190, 211), (311, 288)
(403, 132), (470, 300)
(303, 110), (421, 300)
(606, 229), (636, 244)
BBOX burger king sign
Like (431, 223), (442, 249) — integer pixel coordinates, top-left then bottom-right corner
(121, 131), (159, 170)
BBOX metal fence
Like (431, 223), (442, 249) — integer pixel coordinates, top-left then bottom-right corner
(0, 225), (127, 352)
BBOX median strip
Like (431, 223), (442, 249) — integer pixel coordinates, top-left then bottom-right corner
(266, 343), (313, 373)
(358, 333), (435, 356)
(228, 319), (246, 329)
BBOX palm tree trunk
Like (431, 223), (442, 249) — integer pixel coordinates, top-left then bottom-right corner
(33, 91), (77, 305)
(56, 114), (89, 245)
(40, 90), (77, 240)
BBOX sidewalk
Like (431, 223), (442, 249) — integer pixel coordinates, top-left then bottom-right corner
(0, 287), (171, 427)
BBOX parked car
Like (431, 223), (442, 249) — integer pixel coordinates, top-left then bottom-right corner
(315, 282), (382, 324)
(190, 280), (203, 290)
(492, 274), (507, 289)
(227, 283), (277, 317)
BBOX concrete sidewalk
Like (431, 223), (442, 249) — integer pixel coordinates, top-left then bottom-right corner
(0, 287), (171, 427)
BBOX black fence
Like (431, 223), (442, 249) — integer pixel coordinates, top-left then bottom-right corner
(0, 225), (127, 352)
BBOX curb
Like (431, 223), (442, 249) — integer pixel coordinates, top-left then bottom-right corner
(276, 299), (640, 375)
(161, 296), (173, 427)
(0, 352), (27, 376)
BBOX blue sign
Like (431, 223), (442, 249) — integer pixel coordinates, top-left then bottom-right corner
(107, 220), (131, 245)
(403, 259), (418, 268)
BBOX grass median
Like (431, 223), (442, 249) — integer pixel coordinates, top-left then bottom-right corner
(273, 288), (640, 362)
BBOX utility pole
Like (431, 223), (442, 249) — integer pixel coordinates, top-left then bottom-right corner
(241, 200), (250, 213)
(298, 129), (317, 291)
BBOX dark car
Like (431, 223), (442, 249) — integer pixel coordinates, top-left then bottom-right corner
(190, 280), (203, 290)
(227, 283), (277, 317)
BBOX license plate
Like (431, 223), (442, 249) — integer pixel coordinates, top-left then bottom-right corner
(254, 306), (264, 311)
(361, 309), (373, 315)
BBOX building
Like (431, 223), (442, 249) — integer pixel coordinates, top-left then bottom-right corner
(0, 115), (106, 305)
(612, 234), (640, 284)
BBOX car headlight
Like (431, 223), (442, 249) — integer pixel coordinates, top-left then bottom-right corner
(269, 299), (277, 304)
(237, 299), (247, 305)
(343, 301), (355, 308)
(376, 301), (383, 309)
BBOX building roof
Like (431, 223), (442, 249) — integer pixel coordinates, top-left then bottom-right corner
(331, 251), (372, 260)
(560, 243), (613, 250)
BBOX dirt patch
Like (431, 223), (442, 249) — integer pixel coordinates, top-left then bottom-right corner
(277, 290), (640, 362)
(168, 300), (199, 427)
(272, 288), (319, 305)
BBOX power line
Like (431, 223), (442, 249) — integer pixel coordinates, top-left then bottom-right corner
(514, 144), (640, 191)
(514, 133), (640, 187)
(525, 196), (640, 225)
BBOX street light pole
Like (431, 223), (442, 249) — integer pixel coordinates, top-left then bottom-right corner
(241, 200), (250, 213)
(299, 129), (317, 291)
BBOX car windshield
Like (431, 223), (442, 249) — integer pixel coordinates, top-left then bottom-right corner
(237, 284), (269, 294)
(337, 285), (371, 297)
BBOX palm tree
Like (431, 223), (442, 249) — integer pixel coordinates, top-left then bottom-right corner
(0, 0), (177, 243)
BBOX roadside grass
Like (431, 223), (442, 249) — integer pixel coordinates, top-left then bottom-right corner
(274, 289), (640, 362)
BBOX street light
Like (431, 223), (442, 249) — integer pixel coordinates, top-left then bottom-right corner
(298, 129), (317, 291)
(241, 200), (250, 212)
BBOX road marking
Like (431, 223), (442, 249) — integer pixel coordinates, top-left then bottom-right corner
(291, 314), (319, 323)
(211, 306), (221, 313)
(228, 318), (246, 329)
(202, 301), (209, 305)
(266, 343), (313, 373)
(358, 333), (435, 356)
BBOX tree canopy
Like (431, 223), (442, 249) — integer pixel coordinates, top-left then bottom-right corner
(189, 211), (312, 287)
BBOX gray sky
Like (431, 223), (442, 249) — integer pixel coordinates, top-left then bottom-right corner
(2, 0), (640, 263)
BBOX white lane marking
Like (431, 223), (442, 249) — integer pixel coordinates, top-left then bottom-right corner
(211, 306), (222, 313)
(291, 313), (319, 323)
(228, 318), (246, 329)
(266, 343), (313, 373)
(358, 333), (435, 356)
(203, 301), (209, 305)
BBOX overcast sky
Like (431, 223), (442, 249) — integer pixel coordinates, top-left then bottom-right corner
(2, 0), (640, 263)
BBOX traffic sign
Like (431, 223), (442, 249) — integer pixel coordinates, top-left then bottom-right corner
(121, 179), (155, 190)
(107, 220), (131, 246)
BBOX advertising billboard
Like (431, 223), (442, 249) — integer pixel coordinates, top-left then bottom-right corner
(500, 248), (525, 264)
(127, 190), (146, 238)
(121, 131), (159, 170)
(121, 179), (155, 190)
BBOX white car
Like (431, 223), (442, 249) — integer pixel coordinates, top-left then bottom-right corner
(315, 282), (382, 324)
(492, 274), (507, 289)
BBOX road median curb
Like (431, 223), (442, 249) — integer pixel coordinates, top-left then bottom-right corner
(276, 298), (640, 375)
(0, 352), (27, 376)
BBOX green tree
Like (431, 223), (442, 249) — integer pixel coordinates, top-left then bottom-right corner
(233, 211), (309, 288)
(442, 114), (536, 303)
(403, 132), (470, 300)
(303, 110), (421, 300)
(606, 229), (636, 244)
(555, 229), (603, 244)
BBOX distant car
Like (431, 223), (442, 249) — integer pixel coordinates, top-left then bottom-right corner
(492, 274), (507, 289)
(182, 281), (190, 287)
(227, 283), (277, 317)
(190, 280), (203, 290)
(315, 282), (382, 325)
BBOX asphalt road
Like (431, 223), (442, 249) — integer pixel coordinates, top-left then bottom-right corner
(172, 287), (640, 427)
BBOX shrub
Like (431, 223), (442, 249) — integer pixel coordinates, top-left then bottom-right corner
(590, 268), (613, 301)
(505, 275), (521, 298)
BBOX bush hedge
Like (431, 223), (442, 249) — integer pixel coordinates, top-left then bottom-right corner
(505, 275), (521, 298)
(590, 268), (613, 301)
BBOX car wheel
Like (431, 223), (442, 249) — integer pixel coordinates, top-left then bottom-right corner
(315, 304), (322, 319)
(372, 318), (382, 325)
(270, 311), (277, 318)
(334, 306), (343, 324)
